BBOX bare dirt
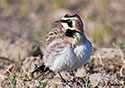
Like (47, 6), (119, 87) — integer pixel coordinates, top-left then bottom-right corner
(0, 45), (124, 88)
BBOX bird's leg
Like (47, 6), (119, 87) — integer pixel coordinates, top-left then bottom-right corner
(58, 72), (67, 83)
(47, 69), (55, 78)
(31, 64), (50, 79)
(69, 71), (75, 77)
(58, 72), (73, 88)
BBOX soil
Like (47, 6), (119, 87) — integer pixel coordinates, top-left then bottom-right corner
(0, 47), (124, 88)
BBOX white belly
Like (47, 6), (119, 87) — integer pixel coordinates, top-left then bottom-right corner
(50, 41), (92, 72)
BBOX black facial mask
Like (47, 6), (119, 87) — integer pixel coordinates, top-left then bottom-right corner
(65, 29), (77, 38)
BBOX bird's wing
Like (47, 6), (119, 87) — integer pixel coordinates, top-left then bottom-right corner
(45, 26), (64, 46)
(43, 26), (69, 67)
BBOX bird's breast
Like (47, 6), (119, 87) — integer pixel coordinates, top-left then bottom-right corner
(50, 40), (92, 72)
(74, 40), (92, 66)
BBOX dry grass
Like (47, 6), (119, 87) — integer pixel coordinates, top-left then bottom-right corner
(113, 43), (125, 77)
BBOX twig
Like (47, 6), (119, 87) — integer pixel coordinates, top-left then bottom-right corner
(0, 74), (8, 80)
(97, 53), (104, 68)
(113, 43), (125, 77)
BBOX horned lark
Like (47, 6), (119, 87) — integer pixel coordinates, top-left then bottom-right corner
(32, 13), (92, 82)
(43, 13), (92, 74)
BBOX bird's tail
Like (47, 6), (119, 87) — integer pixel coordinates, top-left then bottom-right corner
(31, 63), (50, 75)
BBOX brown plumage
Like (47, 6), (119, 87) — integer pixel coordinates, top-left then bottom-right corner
(43, 13), (92, 72)
(32, 13), (92, 83)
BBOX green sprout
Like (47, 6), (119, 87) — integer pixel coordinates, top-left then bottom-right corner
(113, 40), (125, 49)
(88, 58), (93, 65)
(8, 75), (16, 88)
(38, 80), (48, 88)
(82, 76), (91, 88)
(29, 72), (33, 81)
(32, 45), (39, 55)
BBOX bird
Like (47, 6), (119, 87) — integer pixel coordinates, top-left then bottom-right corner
(32, 13), (92, 82)
(43, 13), (92, 75)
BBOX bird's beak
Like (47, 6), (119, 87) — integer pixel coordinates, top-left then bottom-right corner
(55, 20), (67, 23)
(55, 20), (60, 23)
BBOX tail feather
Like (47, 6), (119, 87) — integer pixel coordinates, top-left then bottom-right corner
(32, 64), (50, 75)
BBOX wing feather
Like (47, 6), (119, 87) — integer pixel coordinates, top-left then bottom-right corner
(43, 26), (67, 67)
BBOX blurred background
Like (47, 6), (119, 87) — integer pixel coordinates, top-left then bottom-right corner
(0, 0), (125, 61)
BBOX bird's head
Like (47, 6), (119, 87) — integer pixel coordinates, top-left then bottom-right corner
(55, 13), (84, 34)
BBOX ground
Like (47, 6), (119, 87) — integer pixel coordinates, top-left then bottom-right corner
(0, 46), (124, 88)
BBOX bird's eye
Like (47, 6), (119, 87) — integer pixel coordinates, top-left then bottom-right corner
(67, 20), (73, 27)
